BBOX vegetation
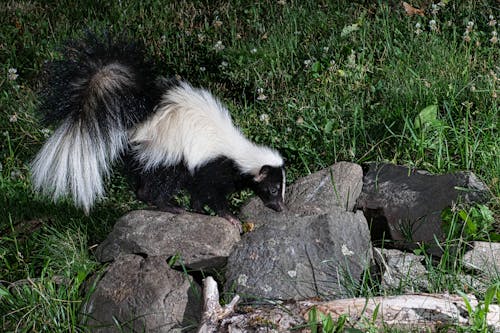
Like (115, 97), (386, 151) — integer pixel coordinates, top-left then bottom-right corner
(0, 0), (498, 331)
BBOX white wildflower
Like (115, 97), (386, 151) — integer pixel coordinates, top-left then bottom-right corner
(199, 66), (206, 72)
(257, 93), (267, 101)
(431, 4), (439, 15)
(11, 169), (22, 180)
(466, 21), (474, 33)
(214, 40), (225, 51)
(429, 20), (438, 32)
(250, 47), (257, 54)
(489, 15), (497, 27)
(8, 68), (18, 80)
(41, 128), (52, 138)
(415, 23), (423, 35)
(490, 31), (498, 44)
(303, 59), (312, 66)
(463, 31), (471, 43)
(197, 33), (205, 42)
(9, 114), (18, 123)
(259, 113), (270, 123)
(277, 0), (286, 5)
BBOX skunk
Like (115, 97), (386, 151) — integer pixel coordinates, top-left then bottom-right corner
(31, 34), (286, 227)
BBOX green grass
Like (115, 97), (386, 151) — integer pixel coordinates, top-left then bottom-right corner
(1, 0), (499, 331)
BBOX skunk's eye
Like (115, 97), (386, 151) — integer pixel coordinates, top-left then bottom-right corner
(269, 187), (278, 196)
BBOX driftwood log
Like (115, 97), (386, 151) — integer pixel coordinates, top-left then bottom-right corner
(308, 293), (500, 331)
(197, 277), (500, 332)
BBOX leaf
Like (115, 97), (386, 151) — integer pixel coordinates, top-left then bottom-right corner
(0, 286), (9, 297)
(324, 120), (334, 134)
(457, 291), (473, 315)
(341, 23), (360, 37)
(414, 104), (438, 129)
(308, 306), (318, 333)
(311, 61), (321, 73)
(402, 2), (425, 17)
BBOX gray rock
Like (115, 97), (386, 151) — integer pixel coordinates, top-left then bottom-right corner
(356, 163), (490, 255)
(82, 254), (201, 332)
(463, 241), (500, 279)
(240, 162), (363, 224)
(373, 248), (429, 292)
(225, 210), (372, 301)
(96, 210), (240, 270)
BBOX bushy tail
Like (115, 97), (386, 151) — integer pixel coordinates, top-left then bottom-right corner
(31, 33), (158, 213)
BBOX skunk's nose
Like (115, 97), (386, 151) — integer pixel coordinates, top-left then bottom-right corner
(266, 200), (286, 212)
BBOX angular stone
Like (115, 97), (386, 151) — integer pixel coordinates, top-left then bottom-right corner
(226, 210), (372, 301)
(463, 241), (500, 279)
(82, 254), (201, 332)
(95, 210), (240, 270)
(373, 248), (429, 292)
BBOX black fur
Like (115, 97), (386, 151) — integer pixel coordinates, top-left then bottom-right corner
(129, 156), (256, 216)
(40, 32), (161, 131)
(127, 154), (285, 217)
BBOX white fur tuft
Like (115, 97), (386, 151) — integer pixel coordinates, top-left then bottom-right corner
(31, 118), (127, 213)
(130, 81), (283, 176)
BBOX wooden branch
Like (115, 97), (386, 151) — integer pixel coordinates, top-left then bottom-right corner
(197, 276), (240, 333)
(306, 293), (500, 331)
(196, 278), (500, 332)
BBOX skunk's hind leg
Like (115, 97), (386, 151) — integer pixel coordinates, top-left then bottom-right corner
(132, 164), (188, 214)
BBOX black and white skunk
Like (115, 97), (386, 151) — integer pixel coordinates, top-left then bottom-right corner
(31, 34), (286, 227)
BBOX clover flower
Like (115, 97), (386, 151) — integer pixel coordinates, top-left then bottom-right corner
(214, 40), (225, 51)
(490, 31), (498, 44)
(489, 15), (497, 27)
(8, 68), (18, 80)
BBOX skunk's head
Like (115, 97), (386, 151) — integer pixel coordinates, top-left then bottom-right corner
(252, 165), (286, 212)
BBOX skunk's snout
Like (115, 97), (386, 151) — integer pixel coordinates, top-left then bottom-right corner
(265, 200), (286, 212)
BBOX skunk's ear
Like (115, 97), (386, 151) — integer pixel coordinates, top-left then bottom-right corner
(254, 165), (271, 182)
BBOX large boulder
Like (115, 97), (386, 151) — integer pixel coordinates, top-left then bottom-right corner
(95, 210), (240, 270)
(356, 163), (490, 254)
(226, 210), (371, 300)
(82, 254), (201, 332)
(227, 162), (370, 301)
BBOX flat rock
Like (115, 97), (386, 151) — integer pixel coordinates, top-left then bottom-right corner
(240, 162), (363, 225)
(82, 254), (201, 332)
(95, 210), (240, 270)
(463, 241), (500, 279)
(226, 209), (372, 301)
(373, 248), (429, 292)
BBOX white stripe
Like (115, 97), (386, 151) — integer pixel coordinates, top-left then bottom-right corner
(130, 81), (283, 176)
